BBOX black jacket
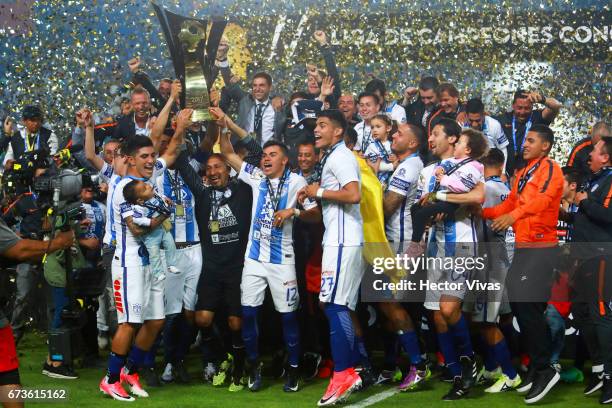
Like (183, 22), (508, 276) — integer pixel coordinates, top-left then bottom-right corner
(571, 167), (612, 257)
(174, 138), (262, 269)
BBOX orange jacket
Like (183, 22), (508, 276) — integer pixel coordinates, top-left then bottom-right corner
(483, 156), (563, 247)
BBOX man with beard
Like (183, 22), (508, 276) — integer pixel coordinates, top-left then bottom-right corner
(495, 90), (561, 174)
(404, 76), (440, 133)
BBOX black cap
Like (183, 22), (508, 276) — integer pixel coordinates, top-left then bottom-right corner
(22, 105), (43, 120)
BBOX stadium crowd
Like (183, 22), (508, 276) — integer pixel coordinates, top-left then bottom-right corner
(0, 30), (611, 407)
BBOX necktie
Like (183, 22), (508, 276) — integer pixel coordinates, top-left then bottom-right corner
(254, 103), (265, 143)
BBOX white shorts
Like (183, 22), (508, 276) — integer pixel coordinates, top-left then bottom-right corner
(111, 262), (164, 324)
(319, 245), (364, 311)
(164, 244), (203, 314)
(464, 294), (512, 323)
(241, 258), (299, 313)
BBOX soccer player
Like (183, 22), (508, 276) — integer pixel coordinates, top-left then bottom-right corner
(465, 98), (509, 171)
(99, 109), (192, 402)
(299, 110), (364, 406)
(482, 124), (564, 404)
(416, 119), (484, 400)
(381, 123), (431, 390)
(221, 130), (320, 393)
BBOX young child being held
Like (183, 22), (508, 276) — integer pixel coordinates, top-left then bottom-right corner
(407, 128), (488, 257)
(365, 114), (397, 188)
(123, 179), (180, 282)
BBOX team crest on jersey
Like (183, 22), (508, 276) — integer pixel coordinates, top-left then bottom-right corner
(398, 168), (406, 177)
(155, 160), (163, 170)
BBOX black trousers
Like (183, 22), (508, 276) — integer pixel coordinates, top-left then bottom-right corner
(507, 246), (559, 370)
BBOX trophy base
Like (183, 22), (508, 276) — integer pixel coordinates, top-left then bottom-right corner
(191, 109), (213, 122)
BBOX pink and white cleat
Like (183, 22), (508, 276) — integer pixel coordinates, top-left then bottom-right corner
(120, 367), (149, 397)
(99, 375), (135, 402)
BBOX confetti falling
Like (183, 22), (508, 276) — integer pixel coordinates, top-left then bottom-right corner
(0, 0), (609, 162)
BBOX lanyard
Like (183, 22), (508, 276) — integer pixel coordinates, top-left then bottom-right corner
(266, 168), (289, 212)
(361, 124), (372, 152)
(320, 140), (343, 174)
(209, 188), (227, 221)
(517, 158), (543, 194)
(126, 175), (147, 181)
(166, 170), (183, 205)
(433, 157), (473, 192)
(512, 113), (532, 154)
(374, 139), (390, 162)
(485, 175), (502, 183)
(25, 131), (39, 152)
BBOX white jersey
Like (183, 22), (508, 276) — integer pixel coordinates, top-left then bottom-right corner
(156, 168), (199, 243)
(385, 154), (423, 243)
(354, 121), (372, 152)
(482, 116), (509, 150)
(418, 160), (481, 256)
(238, 162), (316, 265)
(112, 159), (168, 265)
(482, 176), (511, 244)
(98, 162), (114, 184)
(320, 142), (363, 247)
(364, 139), (392, 163)
(81, 200), (106, 240)
(384, 101), (407, 124)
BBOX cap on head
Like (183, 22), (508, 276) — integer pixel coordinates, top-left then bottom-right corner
(22, 105), (43, 120)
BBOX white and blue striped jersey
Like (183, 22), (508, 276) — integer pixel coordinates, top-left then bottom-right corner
(103, 173), (122, 247)
(320, 143), (363, 247)
(156, 168), (199, 243)
(384, 101), (407, 124)
(111, 158), (167, 266)
(416, 161), (480, 257)
(238, 161), (316, 265)
(385, 154), (423, 243)
(81, 200), (106, 240)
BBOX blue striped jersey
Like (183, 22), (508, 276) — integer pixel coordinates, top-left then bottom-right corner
(156, 169), (199, 243)
(238, 162), (315, 265)
(385, 154), (423, 243)
(81, 200), (106, 241)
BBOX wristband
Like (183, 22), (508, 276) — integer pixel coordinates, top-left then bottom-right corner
(436, 191), (447, 202)
(293, 208), (301, 218)
(316, 188), (325, 199)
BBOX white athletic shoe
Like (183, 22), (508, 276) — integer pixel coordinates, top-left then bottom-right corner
(477, 366), (502, 384)
(161, 363), (174, 383)
(485, 373), (522, 393)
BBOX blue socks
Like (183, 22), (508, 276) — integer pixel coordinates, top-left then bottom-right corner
(125, 345), (147, 375)
(398, 330), (422, 365)
(438, 331), (461, 377)
(281, 311), (301, 367)
(448, 314), (474, 358)
(493, 339), (517, 378)
(241, 305), (260, 363)
(324, 303), (355, 372)
(107, 351), (126, 383)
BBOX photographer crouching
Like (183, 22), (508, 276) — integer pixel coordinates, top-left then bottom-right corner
(570, 136), (612, 404)
(0, 217), (74, 408)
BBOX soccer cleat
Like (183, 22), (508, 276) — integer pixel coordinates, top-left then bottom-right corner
(247, 361), (263, 392)
(99, 376), (135, 402)
(161, 363), (174, 383)
(584, 371), (604, 395)
(398, 365), (431, 391)
(213, 354), (233, 386)
(524, 366), (560, 404)
(42, 362), (78, 379)
(228, 381), (244, 392)
(317, 369), (362, 406)
(442, 376), (469, 401)
(203, 362), (218, 383)
(302, 352), (323, 381)
(173, 360), (191, 384)
(356, 366), (376, 390)
(476, 366), (502, 385)
(460, 355), (478, 389)
(284, 366), (300, 392)
(517, 366), (536, 393)
(141, 366), (161, 387)
(375, 368), (398, 385)
(601, 375), (612, 404)
(485, 373), (522, 393)
(120, 367), (149, 397)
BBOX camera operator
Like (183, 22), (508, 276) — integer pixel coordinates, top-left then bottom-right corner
(570, 137), (612, 404)
(2, 106), (58, 169)
(2, 165), (48, 345)
(0, 218), (74, 408)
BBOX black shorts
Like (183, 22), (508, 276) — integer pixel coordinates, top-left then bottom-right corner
(0, 368), (20, 386)
(196, 264), (242, 317)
